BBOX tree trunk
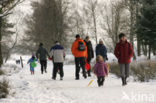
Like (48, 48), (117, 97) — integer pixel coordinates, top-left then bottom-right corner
(148, 45), (151, 60)
(152, 45), (156, 55)
(0, 17), (3, 67)
(93, 12), (98, 44)
(137, 35), (141, 56)
(142, 44), (147, 56)
(129, 0), (136, 60)
(136, 1), (141, 56)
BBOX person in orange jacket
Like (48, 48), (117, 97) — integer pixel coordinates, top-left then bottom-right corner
(71, 34), (88, 80)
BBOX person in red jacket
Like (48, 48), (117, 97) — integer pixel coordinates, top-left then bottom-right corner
(71, 34), (88, 80)
(114, 33), (133, 86)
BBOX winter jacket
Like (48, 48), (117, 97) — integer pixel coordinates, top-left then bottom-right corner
(50, 44), (65, 63)
(96, 44), (107, 59)
(36, 46), (49, 60)
(71, 38), (87, 58)
(94, 61), (108, 77)
(84, 40), (94, 59)
(114, 40), (133, 64)
(28, 58), (37, 67)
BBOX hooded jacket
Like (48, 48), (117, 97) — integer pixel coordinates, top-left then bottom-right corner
(94, 61), (108, 77)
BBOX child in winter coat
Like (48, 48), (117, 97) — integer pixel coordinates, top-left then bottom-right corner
(94, 55), (108, 87)
(28, 55), (37, 75)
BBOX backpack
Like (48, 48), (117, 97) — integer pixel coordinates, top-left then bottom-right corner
(30, 60), (37, 68)
(78, 41), (85, 51)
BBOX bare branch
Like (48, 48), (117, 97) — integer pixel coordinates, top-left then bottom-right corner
(0, 0), (25, 18)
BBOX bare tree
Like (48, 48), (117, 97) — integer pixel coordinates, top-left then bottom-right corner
(24, 0), (71, 51)
(4, 15), (24, 63)
(83, 0), (100, 44)
(100, 0), (127, 47)
(0, 0), (24, 67)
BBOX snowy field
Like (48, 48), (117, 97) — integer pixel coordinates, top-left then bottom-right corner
(0, 54), (156, 103)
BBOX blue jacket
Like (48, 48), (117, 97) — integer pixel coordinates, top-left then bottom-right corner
(96, 44), (107, 59)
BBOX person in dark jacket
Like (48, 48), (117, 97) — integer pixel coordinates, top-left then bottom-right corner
(95, 40), (108, 61)
(84, 36), (94, 77)
(36, 43), (49, 74)
(114, 33), (133, 86)
(50, 41), (65, 80)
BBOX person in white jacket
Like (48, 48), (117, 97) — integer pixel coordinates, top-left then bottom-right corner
(50, 41), (65, 80)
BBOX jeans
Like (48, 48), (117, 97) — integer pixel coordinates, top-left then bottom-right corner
(119, 63), (130, 78)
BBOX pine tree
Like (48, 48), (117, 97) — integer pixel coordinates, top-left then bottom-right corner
(137, 0), (156, 59)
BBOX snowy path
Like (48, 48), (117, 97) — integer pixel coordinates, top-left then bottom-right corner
(1, 61), (156, 103)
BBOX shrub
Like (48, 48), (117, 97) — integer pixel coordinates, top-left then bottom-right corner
(0, 69), (5, 75)
(0, 80), (9, 98)
(108, 63), (121, 78)
(109, 61), (156, 82)
(131, 61), (156, 82)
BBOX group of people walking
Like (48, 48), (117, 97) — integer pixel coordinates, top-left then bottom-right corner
(27, 33), (133, 87)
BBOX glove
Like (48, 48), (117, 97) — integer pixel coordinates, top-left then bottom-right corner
(48, 57), (52, 60)
(106, 57), (108, 61)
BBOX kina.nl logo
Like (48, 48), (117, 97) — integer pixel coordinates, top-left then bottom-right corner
(122, 91), (155, 102)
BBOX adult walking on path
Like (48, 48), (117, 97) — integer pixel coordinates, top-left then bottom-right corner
(71, 34), (88, 80)
(36, 43), (50, 74)
(114, 33), (133, 86)
(50, 41), (65, 80)
(84, 36), (94, 77)
(95, 40), (108, 61)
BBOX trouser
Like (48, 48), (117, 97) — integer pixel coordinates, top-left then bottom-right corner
(97, 76), (105, 87)
(30, 66), (34, 75)
(75, 57), (87, 79)
(87, 57), (91, 76)
(119, 64), (129, 78)
(30, 66), (34, 72)
(53, 63), (64, 79)
(40, 60), (47, 73)
(119, 63), (130, 85)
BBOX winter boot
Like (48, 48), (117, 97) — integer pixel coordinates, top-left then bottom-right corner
(83, 74), (87, 79)
(125, 77), (127, 85)
(97, 80), (100, 87)
(83, 71), (87, 79)
(52, 77), (56, 80)
(88, 71), (91, 77)
(45, 69), (47, 73)
(60, 77), (63, 81)
(122, 77), (125, 86)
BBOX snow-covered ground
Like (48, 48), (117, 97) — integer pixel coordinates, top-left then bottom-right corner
(0, 54), (156, 103)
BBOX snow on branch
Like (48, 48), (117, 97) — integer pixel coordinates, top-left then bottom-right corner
(0, 0), (25, 18)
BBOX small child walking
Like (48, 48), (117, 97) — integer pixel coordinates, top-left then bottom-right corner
(28, 54), (37, 75)
(94, 55), (108, 87)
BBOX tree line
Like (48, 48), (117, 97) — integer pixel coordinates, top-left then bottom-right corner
(0, 0), (156, 67)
